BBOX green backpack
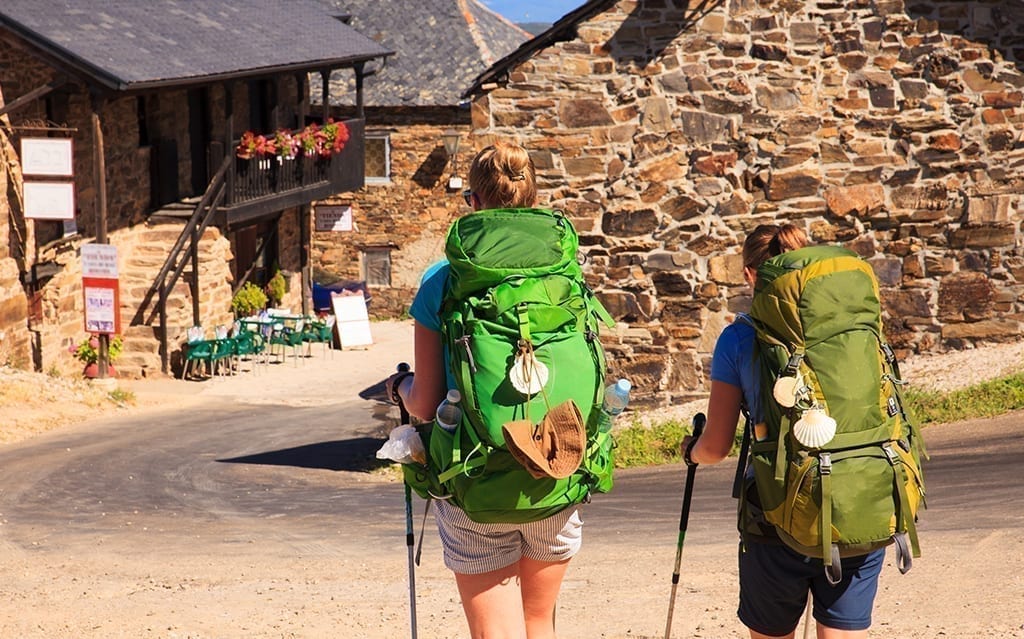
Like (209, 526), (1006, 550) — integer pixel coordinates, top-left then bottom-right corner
(403, 208), (616, 523)
(740, 245), (927, 582)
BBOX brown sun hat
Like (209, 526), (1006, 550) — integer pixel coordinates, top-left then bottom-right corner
(502, 400), (586, 480)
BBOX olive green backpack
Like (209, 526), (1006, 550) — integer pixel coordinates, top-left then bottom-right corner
(739, 245), (927, 582)
(403, 208), (616, 523)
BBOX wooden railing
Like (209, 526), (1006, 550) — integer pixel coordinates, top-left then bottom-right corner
(229, 154), (333, 204)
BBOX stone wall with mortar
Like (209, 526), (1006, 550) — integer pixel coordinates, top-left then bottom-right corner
(313, 108), (470, 318)
(458, 0), (1024, 406)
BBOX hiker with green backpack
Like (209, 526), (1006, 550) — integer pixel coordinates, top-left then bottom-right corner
(682, 224), (926, 639)
(389, 140), (617, 639)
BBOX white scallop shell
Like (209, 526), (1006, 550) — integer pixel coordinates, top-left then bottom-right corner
(772, 375), (800, 408)
(509, 351), (549, 395)
(792, 408), (837, 448)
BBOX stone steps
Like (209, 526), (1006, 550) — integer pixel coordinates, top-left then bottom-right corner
(113, 221), (235, 379)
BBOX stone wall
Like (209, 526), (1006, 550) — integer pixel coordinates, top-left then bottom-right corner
(313, 109), (470, 318)
(458, 0), (1024, 406)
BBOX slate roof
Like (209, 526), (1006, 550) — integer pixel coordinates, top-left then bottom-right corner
(0, 0), (392, 92)
(464, 0), (618, 98)
(313, 0), (530, 107)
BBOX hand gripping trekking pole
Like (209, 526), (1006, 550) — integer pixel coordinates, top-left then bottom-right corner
(664, 412), (706, 639)
(393, 362), (418, 639)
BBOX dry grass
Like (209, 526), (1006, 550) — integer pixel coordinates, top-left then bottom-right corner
(0, 366), (134, 445)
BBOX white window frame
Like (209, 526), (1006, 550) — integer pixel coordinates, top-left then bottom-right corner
(361, 246), (392, 288)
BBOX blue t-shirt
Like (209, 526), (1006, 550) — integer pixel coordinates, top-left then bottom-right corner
(709, 314), (762, 422)
(408, 260), (455, 389)
(409, 259), (449, 331)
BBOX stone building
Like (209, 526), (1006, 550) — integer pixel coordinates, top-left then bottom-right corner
(310, 0), (530, 316)
(0, 0), (389, 377)
(444, 0), (1024, 407)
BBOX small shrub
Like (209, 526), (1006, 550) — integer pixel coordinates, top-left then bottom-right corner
(71, 334), (123, 365)
(232, 281), (268, 317)
(265, 270), (287, 307)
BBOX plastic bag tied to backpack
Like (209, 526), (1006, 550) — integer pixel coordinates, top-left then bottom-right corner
(376, 425), (426, 465)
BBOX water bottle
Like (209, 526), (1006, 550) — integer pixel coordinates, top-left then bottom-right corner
(596, 379), (631, 433)
(436, 389), (463, 432)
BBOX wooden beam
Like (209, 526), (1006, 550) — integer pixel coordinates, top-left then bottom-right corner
(0, 76), (68, 118)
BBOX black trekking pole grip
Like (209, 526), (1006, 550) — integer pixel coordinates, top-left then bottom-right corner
(664, 412), (706, 639)
(679, 413), (705, 533)
(393, 362), (411, 426)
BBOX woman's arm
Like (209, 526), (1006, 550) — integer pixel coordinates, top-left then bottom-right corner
(397, 320), (448, 422)
(685, 379), (743, 466)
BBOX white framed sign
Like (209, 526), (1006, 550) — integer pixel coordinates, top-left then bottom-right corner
(21, 138), (74, 176)
(315, 205), (353, 232)
(24, 181), (76, 220)
(331, 293), (373, 348)
(81, 243), (119, 278)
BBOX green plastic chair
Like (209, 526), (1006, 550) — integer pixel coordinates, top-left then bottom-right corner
(231, 322), (268, 373)
(182, 326), (215, 379)
(269, 319), (305, 366)
(303, 316), (336, 357)
(210, 325), (236, 375)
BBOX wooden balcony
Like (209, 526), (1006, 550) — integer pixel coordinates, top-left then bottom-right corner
(218, 118), (365, 230)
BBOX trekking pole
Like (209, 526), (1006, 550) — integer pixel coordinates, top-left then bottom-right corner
(392, 362), (418, 639)
(664, 412), (706, 639)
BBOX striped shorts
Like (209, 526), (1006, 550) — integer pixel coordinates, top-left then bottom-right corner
(433, 500), (584, 575)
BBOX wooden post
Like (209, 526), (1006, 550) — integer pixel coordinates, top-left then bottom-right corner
(320, 69), (330, 122)
(224, 82), (234, 204)
(354, 62), (365, 119)
(91, 91), (110, 379)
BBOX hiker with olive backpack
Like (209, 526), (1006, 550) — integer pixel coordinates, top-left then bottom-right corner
(388, 140), (618, 639)
(683, 224), (926, 639)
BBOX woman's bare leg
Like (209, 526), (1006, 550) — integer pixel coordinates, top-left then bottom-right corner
(454, 563), (527, 639)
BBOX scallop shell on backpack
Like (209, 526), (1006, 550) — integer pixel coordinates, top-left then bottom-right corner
(509, 351), (549, 395)
(792, 407), (837, 448)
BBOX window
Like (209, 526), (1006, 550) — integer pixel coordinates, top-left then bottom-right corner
(362, 247), (392, 287)
(365, 132), (391, 184)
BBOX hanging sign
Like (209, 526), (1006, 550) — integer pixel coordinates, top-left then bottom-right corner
(24, 181), (75, 220)
(21, 138), (74, 176)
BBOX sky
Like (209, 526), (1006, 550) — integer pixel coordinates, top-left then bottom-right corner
(482, 0), (585, 24)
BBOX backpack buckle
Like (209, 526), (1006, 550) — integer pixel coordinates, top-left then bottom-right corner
(882, 443), (899, 465)
(881, 342), (896, 364)
(818, 452), (832, 475)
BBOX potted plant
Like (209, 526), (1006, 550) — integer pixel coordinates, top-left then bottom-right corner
(231, 281), (269, 318)
(71, 334), (123, 378)
(265, 270), (287, 308)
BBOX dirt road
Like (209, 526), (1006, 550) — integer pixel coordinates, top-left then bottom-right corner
(0, 321), (1021, 638)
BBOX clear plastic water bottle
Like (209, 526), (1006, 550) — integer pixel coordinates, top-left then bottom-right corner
(436, 389), (463, 432)
(596, 379), (631, 433)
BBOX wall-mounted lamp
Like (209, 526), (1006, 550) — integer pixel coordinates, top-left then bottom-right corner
(441, 129), (463, 190)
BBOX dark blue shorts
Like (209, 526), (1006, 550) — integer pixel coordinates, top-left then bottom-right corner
(737, 541), (885, 635)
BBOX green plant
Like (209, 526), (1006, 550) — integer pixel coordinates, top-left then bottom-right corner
(611, 370), (1024, 470)
(232, 281), (268, 317)
(265, 270), (287, 307)
(904, 373), (1024, 426)
(107, 388), (136, 406)
(71, 334), (123, 365)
